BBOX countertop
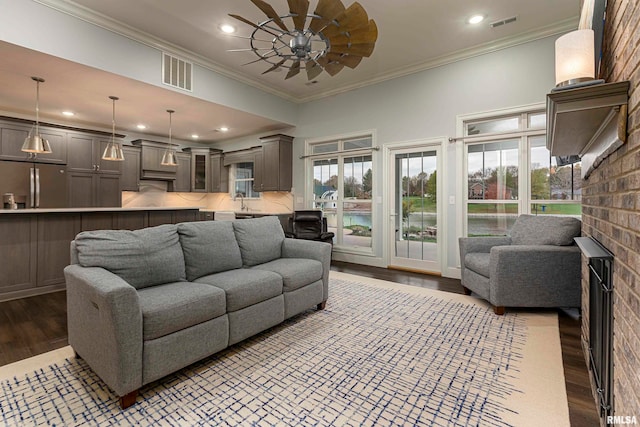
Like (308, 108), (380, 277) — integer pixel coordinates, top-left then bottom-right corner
(0, 206), (202, 214)
(199, 210), (292, 215)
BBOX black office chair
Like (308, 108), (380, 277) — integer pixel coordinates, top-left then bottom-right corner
(285, 210), (335, 244)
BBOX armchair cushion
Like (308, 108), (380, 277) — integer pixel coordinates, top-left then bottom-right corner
(75, 224), (186, 289)
(464, 253), (490, 278)
(509, 215), (581, 246)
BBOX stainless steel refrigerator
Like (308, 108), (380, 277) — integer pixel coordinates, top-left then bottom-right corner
(0, 160), (68, 208)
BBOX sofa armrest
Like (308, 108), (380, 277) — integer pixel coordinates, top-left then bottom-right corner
(64, 264), (143, 397)
(489, 245), (581, 307)
(282, 238), (332, 301)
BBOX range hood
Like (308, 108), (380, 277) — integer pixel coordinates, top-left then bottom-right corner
(132, 139), (177, 181)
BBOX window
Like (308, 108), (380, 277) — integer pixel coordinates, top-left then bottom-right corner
(230, 162), (259, 198)
(463, 109), (581, 237)
(308, 135), (374, 251)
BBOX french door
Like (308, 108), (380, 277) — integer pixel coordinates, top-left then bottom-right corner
(387, 142), (443, 274)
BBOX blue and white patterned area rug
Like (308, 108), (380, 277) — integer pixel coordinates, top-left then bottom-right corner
(0, 272), (569, 426)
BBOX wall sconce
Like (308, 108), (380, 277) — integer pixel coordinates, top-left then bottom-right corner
(554, 29), (603, 90)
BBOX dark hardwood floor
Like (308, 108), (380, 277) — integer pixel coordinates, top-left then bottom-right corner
(0, 261), (599, 426)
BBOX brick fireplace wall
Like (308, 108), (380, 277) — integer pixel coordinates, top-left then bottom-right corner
(581, 0), (640, 417)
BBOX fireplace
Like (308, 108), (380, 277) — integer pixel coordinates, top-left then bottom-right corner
(575, 237), (614, 421)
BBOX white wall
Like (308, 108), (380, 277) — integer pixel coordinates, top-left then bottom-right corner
(291, 36), (557, 274)
(0, 0), (298, 124)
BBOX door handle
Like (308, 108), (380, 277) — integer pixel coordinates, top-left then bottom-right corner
(35, 168), (40, 208)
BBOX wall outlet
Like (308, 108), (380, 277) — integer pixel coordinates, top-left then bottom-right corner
(449, 196), (455, 205)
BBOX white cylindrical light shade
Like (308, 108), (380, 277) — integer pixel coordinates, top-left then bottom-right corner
(555, 29), (595, 86)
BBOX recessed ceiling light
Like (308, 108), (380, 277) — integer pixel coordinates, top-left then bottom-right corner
(62, 111), (75, 116)
(220, 24), (236, 34)
(137, 124), (147, 130)
(191, 134), (199, 139)
(219, 127), (229, 132)
(468, 14), (485, 25)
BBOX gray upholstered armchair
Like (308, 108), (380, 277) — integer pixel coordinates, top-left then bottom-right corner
(458, 215), (582, 315)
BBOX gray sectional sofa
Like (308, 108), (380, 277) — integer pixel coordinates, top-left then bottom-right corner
(64, 216), (331, 409)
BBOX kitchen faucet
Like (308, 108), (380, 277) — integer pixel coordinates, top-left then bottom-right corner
(235, 192), (247, 211)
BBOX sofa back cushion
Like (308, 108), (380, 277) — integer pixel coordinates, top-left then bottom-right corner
(233, 216), (284, 266)
(510, 214), (581, 246)
(75, 224), (186, 289)
(177, 220), (243, 280)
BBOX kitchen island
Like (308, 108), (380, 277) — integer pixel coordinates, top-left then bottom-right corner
(0, 207), (200, 302)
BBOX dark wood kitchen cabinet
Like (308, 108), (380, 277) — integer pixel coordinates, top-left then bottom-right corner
(184, 147), (211, 192)
(210, 151), (228, 193)
(170, 152), (191, 192)
(67, 134), (122, 207)
(253, 134), (293, 192)
(121, 145), (141, 191)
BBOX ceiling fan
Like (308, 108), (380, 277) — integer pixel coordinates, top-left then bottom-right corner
(229, 0), (378, 80)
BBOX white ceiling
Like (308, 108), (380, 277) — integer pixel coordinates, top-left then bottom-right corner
(0, 0), (579, 144)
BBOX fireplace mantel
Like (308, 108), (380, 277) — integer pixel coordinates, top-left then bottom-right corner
(546, 81), (629, 178)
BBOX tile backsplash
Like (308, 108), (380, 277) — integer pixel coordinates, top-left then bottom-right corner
(122, 181), (293, 213)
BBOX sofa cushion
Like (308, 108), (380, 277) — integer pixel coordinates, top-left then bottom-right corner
(252, 258), (323, 292)
(195, 269), (282, 312)
(510, 215), (581, 246)
(177, 221), (243, 281)
(464, 253), (491, 278)
(232, 216), (285, 267)
(137, 281), (227, 341)
(75, 224), (186, 289)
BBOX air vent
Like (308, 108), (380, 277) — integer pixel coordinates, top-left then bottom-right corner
(162, 53), (193, 92)
(490, 16), (517, 28)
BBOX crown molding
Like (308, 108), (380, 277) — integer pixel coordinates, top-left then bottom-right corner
(33, 1), (577, 105)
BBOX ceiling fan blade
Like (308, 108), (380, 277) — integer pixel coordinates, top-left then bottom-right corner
(327, 53), (362, 69)
(262, 59), (287, 74)
(334, 2), (369, 33)
(326, 20), (378, 46)
(306, 62), (323, 80)
(330, 43), (375, 57)
(250, 0), (289, 32)
(309, 0), (346, 33)
(316, 55), (343, 76)
(288, 0), (310, 31)
(229, 14), (281, 37)
(285, 60), (301, 79)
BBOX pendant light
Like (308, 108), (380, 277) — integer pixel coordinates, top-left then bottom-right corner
(161, 109), (178, 166)
(102, 96), (125, 161)
(22, 77), (52, 154)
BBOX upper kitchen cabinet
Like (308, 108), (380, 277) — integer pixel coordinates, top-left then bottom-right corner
(183, 147), (212, 192)
(210, 151), (228, 193)
(67, 133), (122, 175)
(0, 119), (67, 164)
(169, 151), (191, 192)
(254, 134), (293, 192)
(132, 139), (177, 181)
(121, 145), (141, 191)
